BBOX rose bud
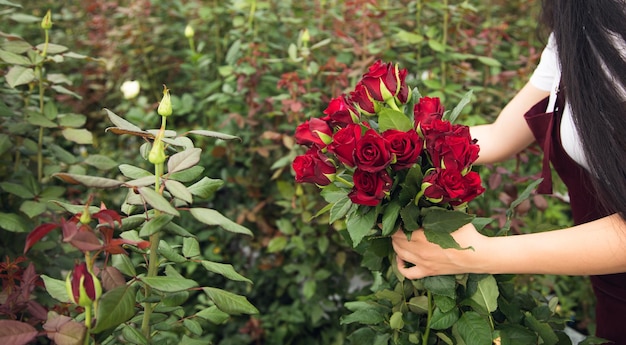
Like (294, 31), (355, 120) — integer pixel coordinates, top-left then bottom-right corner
(382, 129), (423, 170)
(323, 94), (359, 127)
(349, 169), (392, 206)
(292, 148), (336, 186)
(41, 10), (52, 30)
(158, 85), (173, 117)
(360, 60), (409, 105)
(65, 262), (102, 307)
(414, 97), (444, 130)
(184, 24), (195, 39)
(327, 123), (362, 167)
(350, 83), (376, 116)
(294, 118), (333, 148)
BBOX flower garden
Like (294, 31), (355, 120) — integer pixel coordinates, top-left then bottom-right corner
(0, 1), (600, 344)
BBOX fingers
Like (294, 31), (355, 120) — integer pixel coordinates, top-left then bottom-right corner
(395, 255), (425, 280)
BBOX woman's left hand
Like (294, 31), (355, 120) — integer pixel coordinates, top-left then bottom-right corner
(391, 222), (488, 279)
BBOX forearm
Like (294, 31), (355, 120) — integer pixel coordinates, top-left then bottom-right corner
(470, 82), (549, 165)
(475, 214), (626, 275)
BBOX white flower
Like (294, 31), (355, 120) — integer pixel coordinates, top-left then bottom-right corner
(120, 80), (140, 99)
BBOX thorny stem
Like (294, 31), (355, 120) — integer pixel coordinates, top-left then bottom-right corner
(37, 28), (50, 182)
(141, 115), (168, 339)
(422, 290), (433, 345)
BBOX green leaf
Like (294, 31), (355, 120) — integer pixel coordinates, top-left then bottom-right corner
(523, 312), (558, 345)
(399, 164), (423, 204)
(400, 202), (421, 230)
(346, 206), (377, 247)
(167, 148), (201, 174)
(201, 260), (252, 284)
(169, 166), (206, 183)
(329, 196), (353, 224)
(187, 177), (224, 199)
(381, 200), (402, 236)
(394, 29), (424, 44)
(0, 0), (22, 7)
(389, 311), (404, 330)
(203, 287), (259, 315)
(189, 208), (253, 236)
(377, 108), (413, 132)
(112, 253), (137, 277)
(445, 90), (473, 124)
(477, 56), (502, 67)
(53, 173), (124, 188)
(341, 302), (387, 325)
(422, 275), (456, 299)
(0, 182), (35, 198)
(430, 307), (459, 330)
(456, 312), (493, 345)
(119, 164), (153, 179)
(141, 276), (198, 292)
(499, 324), (537, 345)
(84, 154), (118, 170)
(103, 108), (143, 133)
(186, 130), (239, 141)
(40, 275), (69, 303)
(139, 214), (174, 237)
(267, 236), (287, 253)
(138, 186), (180, 216)
(57, 113), (87, 128)
(5, 65), (35, 88)
(422, 208), (474, 249)
(183, 318), (203, 336)
(121, 325), (148, 345)
(25, 111), (57, 128)
(182, 237), (201, 258)
(469, 275), (499, 314)
(92, 285), (137, 333)
(158, 240), (187, 263)
(164, 179), (193, 204)
(195, 305), (229, 324)
(62, 128), (93, 144)
(428, 39), (446, 53)
(0, 212), (30, 232)
(37, 43), (68, 55)
(50, 200), (100, 215)
(19, 200), (47, 218)
(0, 134), (11, 156)
(0, 49), (31, 65)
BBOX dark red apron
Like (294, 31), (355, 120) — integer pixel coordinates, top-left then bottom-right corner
(525, 96), (626, 344)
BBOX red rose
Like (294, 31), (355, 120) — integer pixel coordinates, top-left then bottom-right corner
(323, 94), (359, 127)
(360, 60), (409, 104)
(294, 118), (333, 148)
(349, 169), (393, 206)
(422, 169), (484, 206)
(327, 123), (362, 167)
(423, 119), (479, 171)
(414, 97), (444, 130)
(382, 129), (423, 170)
(350, 83), (376, 115)
(354, 129), (392, 172)
(292, 148), (336, 186)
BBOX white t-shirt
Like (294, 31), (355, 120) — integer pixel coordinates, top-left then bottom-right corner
(529, 33), (626, 170)
(528, 34), (590, 170)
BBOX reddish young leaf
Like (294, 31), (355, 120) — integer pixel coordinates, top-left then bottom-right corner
(93, 209), (122, 228)
(24, 223), (59, 254)
(68, 231), (102, 252)
(61, 219), (80, 242)
(0, 320), (38, 345)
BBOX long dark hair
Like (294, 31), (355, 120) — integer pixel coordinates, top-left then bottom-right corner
(541, 0), (626, 220)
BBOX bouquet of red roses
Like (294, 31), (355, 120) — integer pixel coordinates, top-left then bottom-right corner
(292, 60), (484, 248)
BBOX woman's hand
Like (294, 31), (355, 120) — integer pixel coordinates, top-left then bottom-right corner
(391, 222), (489, 279)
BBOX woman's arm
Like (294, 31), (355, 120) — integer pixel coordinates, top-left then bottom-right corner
(471, 81), (550, 165)
(392, 214), (626, 279)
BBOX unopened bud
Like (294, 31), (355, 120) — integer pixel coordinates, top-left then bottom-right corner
(300, 29), (310, 44)
(148, 133), (166, 165)
(65, 262), (102, 307)
(184, 24), (195, 39)
(157, 85), (172, 117)
(120, 80), (140, 100)
(41, 10), (52, 30)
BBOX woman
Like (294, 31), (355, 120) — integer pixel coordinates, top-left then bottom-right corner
(392, 0), (626, 342)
